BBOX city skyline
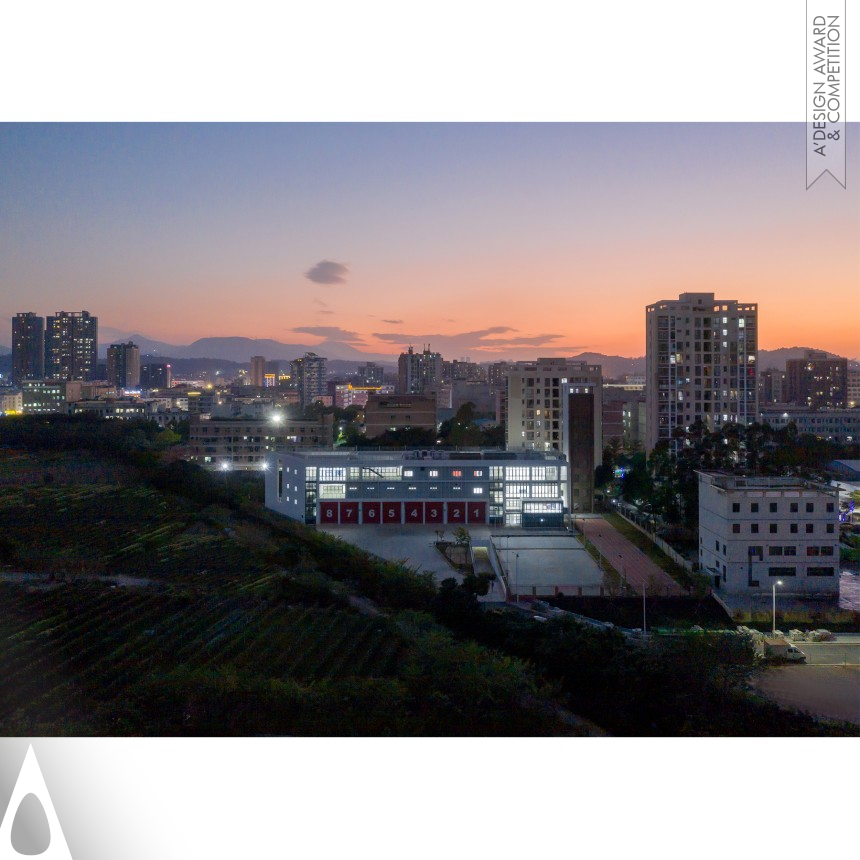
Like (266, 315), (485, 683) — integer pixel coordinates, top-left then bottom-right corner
(2, 123), (858, 360)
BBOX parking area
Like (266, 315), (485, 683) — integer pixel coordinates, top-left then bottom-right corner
(320, 524), (494, 583)
(797, 642), (860, 665)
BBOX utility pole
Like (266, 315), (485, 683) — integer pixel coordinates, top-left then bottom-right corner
(643, 582), (647, 636)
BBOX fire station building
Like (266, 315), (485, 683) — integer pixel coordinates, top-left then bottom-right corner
(264, 449), (569, 528)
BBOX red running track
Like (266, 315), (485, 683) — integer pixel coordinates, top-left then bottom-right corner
(576, 518), (686, 597)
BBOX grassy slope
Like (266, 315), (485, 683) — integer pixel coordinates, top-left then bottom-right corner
(0, 447), (582, 736)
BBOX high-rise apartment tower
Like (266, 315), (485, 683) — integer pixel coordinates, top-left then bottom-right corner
(107, 342), (141, 389)
(45, 310), (98, 382)
(11, 312), (45, 384)
(645, 292), (758, 452)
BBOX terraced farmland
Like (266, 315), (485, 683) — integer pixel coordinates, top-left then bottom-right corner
(0, 485), (262, 582)
(0, 582), (407, 733)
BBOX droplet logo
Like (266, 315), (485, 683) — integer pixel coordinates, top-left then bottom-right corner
(0, 746), (72, 859)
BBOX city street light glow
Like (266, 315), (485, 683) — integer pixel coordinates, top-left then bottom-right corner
(772, 580), (783, 636)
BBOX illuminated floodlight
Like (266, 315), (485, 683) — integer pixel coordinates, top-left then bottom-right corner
(260, 461), (269, 471)
(220, 462), (231, 471)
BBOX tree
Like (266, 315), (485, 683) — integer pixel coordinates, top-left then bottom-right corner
(594, 444), (616, 489)
(452, 527), (471, 548)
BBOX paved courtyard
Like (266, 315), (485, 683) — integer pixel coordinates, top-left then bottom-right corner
(322, 524), (606, 598)
(320, 524), (491, 582)
(491, 533), (604, 597)
(321, 525), (603, 597)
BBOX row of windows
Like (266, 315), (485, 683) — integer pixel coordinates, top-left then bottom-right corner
(732, 501), (834, 514)
(768, 546), (834, 557)
(318, 484), (507, 499)
(306, 464), (563, 481)
(731, 523), (834, 535)
(767, 566), (835, 577)
(504, 483), (561, 499)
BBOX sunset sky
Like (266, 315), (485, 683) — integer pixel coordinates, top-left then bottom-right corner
(2, 122), (858, 359)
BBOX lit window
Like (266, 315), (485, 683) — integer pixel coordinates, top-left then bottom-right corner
(472, 487), (483, 494)
(452, 469), (462, 477)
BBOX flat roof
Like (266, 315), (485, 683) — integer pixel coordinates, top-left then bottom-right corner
(697, 472), (837, 494)
(269, 448), (568, 463)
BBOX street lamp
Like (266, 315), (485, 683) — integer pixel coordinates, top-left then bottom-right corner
(772, 580), (783, 636)
(515, 553), (520, 604)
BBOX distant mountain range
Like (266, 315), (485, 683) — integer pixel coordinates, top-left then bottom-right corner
(0, 334), (856, 378)
(94, 332), (397, 364)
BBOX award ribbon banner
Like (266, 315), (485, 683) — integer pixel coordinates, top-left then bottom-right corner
(807, 0), (847, 188)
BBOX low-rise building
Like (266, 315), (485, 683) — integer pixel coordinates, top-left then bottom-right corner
(363, 394), (437, 438)
(827, 459), (860, 481)
(329, 383), (386, 409)
(21, 380), (82, 414)
(760, 408), (859, 444)
(698, 472), (840, 597)
(265, 449), (569, 527)
(0, 389), (23, 414)
(188, 414), (335, 470)
(69, 399), (149, 420)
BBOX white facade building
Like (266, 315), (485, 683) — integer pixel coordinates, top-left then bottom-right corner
(646, 292), (758, 451)
(265, 449), (569, 528)
(698, 473), (840, 597)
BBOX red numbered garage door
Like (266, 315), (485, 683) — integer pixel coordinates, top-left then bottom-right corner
(446, 501), (466, 524)
(362, 502), (382, 525)
(382, 501), (403, 524)
(404, 501), (424, 524)
(467, 501), (487, 524)
(339, 501), (359, 524)
(319, 501), (339, 524)
(424, 502), (443, 525)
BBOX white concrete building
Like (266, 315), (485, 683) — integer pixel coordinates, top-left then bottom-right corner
(646, 292), (758, 451)
(265, 449), (569, 528)
(698, 472), (840, 597)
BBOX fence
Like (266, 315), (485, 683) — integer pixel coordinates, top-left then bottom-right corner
(614, 508), (696, 573)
